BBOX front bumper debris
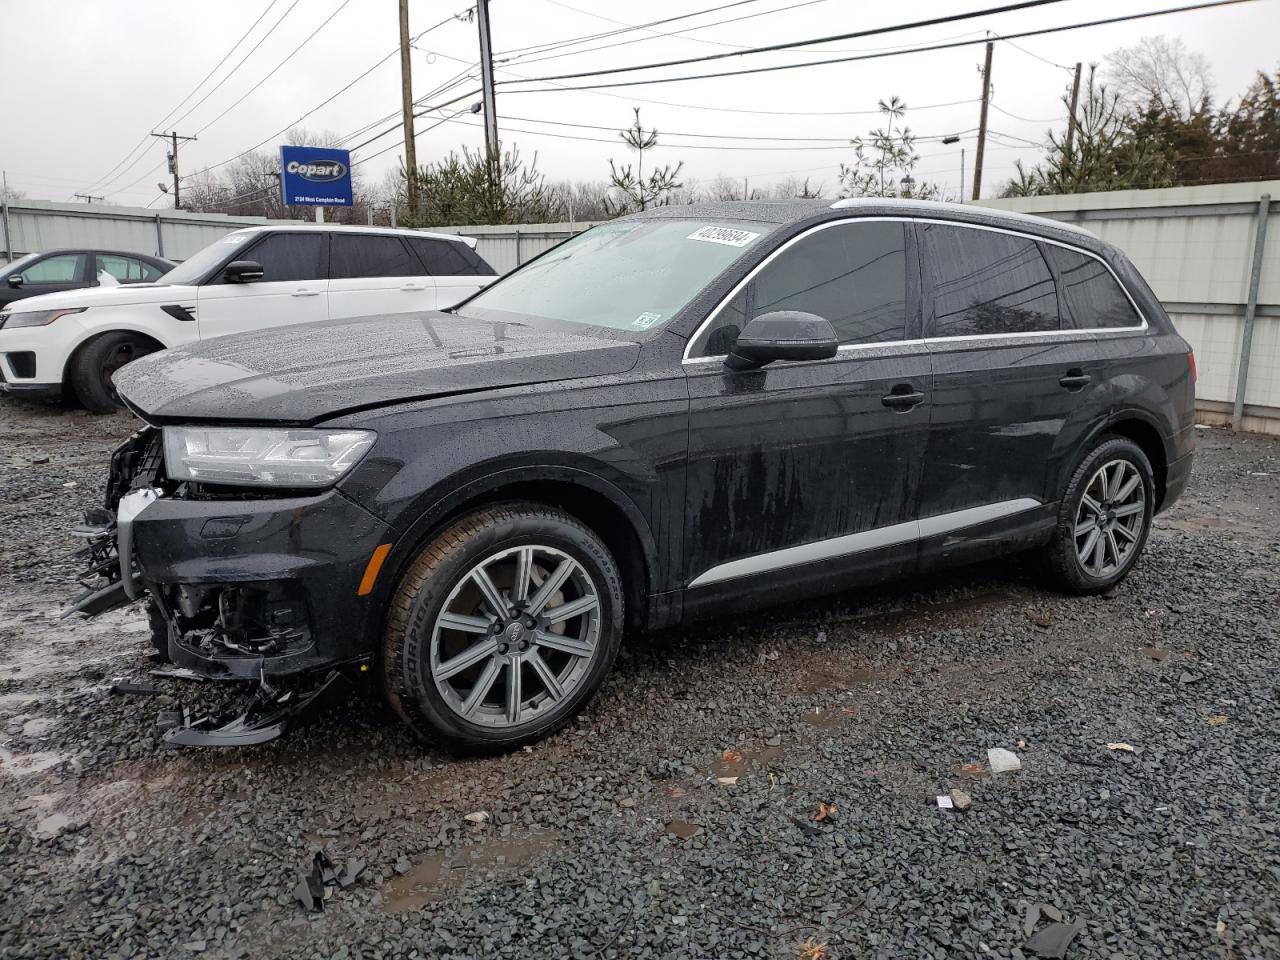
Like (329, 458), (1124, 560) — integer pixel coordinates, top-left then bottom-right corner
(67, 425), (394, 746)
(160, 669), (354, 747)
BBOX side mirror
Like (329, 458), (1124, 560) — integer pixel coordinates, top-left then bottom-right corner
(7, 275), (23, 288)
(724, 310), (838, 370)
(223, 260), (264, 283)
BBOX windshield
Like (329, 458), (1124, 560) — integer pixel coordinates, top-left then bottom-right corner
(160, 230), (258, 285)
(458, 219), (772, 333)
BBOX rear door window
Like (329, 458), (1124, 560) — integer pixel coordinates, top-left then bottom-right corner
(331, 234), (422, 279)
(228, 233), (326, 283)
(920, 223), (1059, 336)
(97, 255), (164, 283)
(1043, 245), (1142, 329)
(407, 236), (497, 276)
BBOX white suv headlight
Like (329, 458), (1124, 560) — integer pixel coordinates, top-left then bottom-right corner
(163, 427), (375, 488)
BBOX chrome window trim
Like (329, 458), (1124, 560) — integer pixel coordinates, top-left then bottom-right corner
(687, 497), (1042, 587)
(681, 215), (1147, 365)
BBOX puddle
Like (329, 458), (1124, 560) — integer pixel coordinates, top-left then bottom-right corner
(381, 830), (559, 914)
(665, 820), (700, 840)
(859, 590), (1017, 635)
(709, 743), (785, 779)
(795, 665), (881, 696)
(0, 745), (71, 777)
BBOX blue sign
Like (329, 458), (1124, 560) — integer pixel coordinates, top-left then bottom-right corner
(279, 145), (353, 207)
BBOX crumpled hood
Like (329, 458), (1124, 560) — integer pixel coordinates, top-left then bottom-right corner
(114, 312), (641, 423)
(2, 282), (178, 313)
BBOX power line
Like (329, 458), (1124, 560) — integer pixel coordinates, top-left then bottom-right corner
(191, 0), (355, 137)
(498, 0), (768, 58)
(84, 0), (283, 192)
(990, 103), (1060, 124)
(495, 0), (1258, 93)
(181, 12), (462, 180)
(500, 0), (1069, 86)
(167, 0), (304, 133)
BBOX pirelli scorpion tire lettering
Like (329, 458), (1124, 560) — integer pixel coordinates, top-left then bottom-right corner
(382, 503), (624, 754)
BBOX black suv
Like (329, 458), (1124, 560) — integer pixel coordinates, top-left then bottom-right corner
(73, 199), (1195, 751)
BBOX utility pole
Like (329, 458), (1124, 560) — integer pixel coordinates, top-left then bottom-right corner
(398, 0), (418, 219)
(475, 0), (499, 160)
(971, 41), (993, 201)
(152, 131), (196, 209)
(73, 193), (104, 204)
(1064, 61), (1083, 173)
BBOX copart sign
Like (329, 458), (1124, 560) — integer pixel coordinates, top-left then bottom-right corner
(279, 145), (354, 207)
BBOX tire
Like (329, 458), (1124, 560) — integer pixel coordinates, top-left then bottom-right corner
(1043, 435), (1155, 594)
(383, 503), (624, 754)
(69, 332), (159, 413)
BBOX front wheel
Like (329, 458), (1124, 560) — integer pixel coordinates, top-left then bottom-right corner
(383, 503), (624, 753)
(1042, 435), (1155, 594)
(69, 332), (158, 413)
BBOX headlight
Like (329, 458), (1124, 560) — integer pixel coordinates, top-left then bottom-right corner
(163, 427), (376, 488)
(3, 307), (87, 329)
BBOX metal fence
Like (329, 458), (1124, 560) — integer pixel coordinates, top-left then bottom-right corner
(980, 181), (1279, 434)
(432, 222), (597, 274)
(0, 199), (300, 263)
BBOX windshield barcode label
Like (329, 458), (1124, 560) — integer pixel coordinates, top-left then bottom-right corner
(687, 226), (761, 248)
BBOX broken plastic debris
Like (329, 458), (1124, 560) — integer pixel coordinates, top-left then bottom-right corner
(294, 850), (365, 912)
(987, 747), (1021, 774)
(935, 795), (955, 810)
(463, 811), (490, 824)
(716, 776), (739, 786)
(1106, 742), (1135, 753)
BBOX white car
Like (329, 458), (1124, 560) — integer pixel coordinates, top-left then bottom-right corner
(0, 224), (496, 412)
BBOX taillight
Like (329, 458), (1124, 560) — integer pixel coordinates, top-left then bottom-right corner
(1188, 350), (1197, 384)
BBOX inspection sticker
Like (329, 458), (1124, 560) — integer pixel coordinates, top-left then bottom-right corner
(687, 226), (761, 247)
(632, 312), (663, 329)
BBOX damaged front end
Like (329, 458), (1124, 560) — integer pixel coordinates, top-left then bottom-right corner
(68, 427), (391, 746)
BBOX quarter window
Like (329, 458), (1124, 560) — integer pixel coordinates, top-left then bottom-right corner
(98, 255), (164, 283)
(1043, 245), (1142, 329)
(231, 233), (326, 283)
(694, 220), (908, 355)
(920, 223), (1059, 336)
(407, 236), (496, 277)
(21, 253), (84, 283)
(331, 235), (422, 279)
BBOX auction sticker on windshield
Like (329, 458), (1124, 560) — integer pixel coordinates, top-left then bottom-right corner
(687, 226), (761, 247)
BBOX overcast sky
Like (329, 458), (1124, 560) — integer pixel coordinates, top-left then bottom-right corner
(4, 0), (1276, 209)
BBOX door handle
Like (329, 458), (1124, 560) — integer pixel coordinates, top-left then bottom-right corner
(291, 289), (320, 297)
(881, 384), (925, 411)
(1059, 369), (1091, 391)
(400, 283), (426, 292)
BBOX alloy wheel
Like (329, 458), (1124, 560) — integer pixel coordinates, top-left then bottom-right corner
(1073, 458), (1145, 578)
(429, 545), (601, 729)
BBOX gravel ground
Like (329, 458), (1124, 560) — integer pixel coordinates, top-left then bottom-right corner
(1, 396), (1278, 960)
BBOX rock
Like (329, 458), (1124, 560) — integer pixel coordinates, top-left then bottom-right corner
(34, 813), (76, 840)
(949, 789), (973, 811)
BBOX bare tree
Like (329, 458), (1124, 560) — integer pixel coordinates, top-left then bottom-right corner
(773, 175), (825, 199)
(605, 108), (684, 214)
(1, 182), (26, 202)
(1104, 35), (1213, 120)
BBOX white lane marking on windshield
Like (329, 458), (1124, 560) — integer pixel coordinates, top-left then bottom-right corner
(631, 312), (662, 329)
(687, 226), (761, 248)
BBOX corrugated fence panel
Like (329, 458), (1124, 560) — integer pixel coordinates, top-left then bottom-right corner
(432, 223), (595, 274)
(980, 182), (1280, 429)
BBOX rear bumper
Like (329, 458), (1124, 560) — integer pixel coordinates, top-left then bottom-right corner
(135, 488), (394, 678)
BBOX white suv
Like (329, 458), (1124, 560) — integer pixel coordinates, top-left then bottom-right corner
(0, 224), (496, 412)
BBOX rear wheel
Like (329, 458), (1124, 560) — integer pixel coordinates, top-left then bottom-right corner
(70, 332), (159, 413)
(383, 503), (624, 753)
(1043, 435), (1154, 593)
